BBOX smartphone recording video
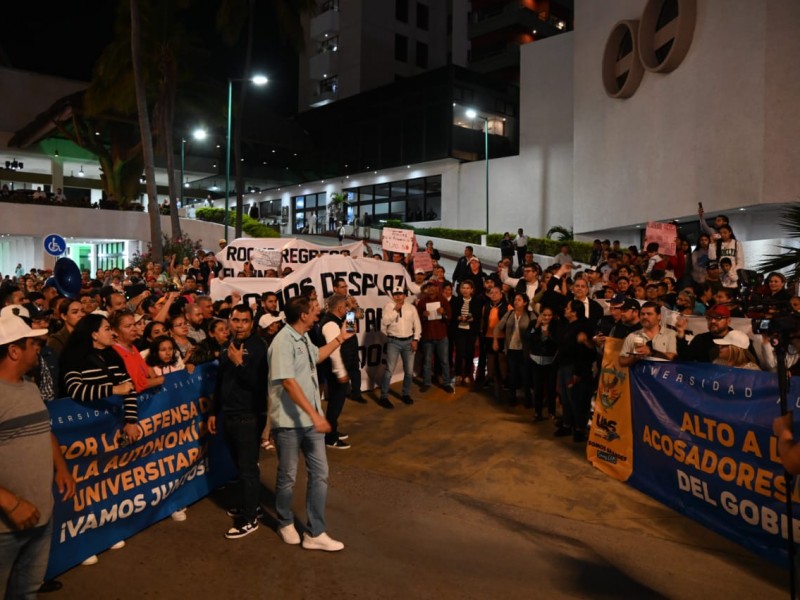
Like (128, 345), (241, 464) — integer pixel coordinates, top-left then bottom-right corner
(345, 311), (356, 333)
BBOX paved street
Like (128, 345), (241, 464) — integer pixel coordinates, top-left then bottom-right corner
(54, 381), (787, 600)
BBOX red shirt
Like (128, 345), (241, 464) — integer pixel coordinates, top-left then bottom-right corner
(112, 343), (151, 393)
(417, 297), (452, 341)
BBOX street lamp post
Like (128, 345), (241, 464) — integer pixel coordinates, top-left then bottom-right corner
(225, 75), (268, 243)
(180, 128), (207, 211)
(466, 109), (490, 244)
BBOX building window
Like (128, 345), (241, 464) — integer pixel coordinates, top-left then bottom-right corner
(319, 76), (338, 95)
(417, 3), (429, 30)
(395, 34), (408, 62)
(319, 36), (338, 53)
(416, 42), (428, 68)
(396, 0), (408, 23)
(333, 175), (442, 226)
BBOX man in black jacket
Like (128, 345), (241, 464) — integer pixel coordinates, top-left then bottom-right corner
(319, 295), (359, 449)
(208, 305), (268, 539)
(452, 246), (475, 291)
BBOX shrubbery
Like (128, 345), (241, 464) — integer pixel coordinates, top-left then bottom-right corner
(196, 208), (280, 238)
(380, 223), (593, 262)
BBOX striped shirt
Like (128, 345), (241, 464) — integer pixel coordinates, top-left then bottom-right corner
(62, 348), (139, 423)
(0, 380), (54, 533)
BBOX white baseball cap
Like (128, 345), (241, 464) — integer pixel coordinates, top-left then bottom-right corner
(713, 329), (750, 349)
(0, 304), (30, 320)
(259, 312), (285, 329)
(0, 315), (48, 346)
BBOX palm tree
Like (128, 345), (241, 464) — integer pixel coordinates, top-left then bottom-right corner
(329, 191), (349, 223)
(88, 0), (201, 242)
(546, 225), (574, 241)
(130, 0), (163, 263)
(758, 203), (800, 279)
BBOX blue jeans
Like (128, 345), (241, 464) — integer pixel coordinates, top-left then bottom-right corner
(421, 338), (450, 386)
(274, 427), (329, 537)
(0, 520), (52, 600)
(381, 338), (414, 397)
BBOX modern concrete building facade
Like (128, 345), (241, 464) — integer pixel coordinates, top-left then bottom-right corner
(2, 0), (799, 273)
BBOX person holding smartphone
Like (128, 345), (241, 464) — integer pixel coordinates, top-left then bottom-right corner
(319, 295), (359, 449)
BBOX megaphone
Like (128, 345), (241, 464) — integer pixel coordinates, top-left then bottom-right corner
(53, 257), (82, 299)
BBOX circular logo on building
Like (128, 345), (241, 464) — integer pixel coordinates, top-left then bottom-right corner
(637, 0), (696, 73)
(602, 20), (645, 99)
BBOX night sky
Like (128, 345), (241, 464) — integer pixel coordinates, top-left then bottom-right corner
(1, 1), (300, 116)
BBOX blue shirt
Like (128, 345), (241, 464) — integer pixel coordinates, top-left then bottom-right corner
(268, 324), (322, 428)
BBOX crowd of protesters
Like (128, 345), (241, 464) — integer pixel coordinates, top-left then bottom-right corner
(3, 210), (800, 595)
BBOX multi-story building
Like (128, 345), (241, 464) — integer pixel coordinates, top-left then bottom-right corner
(468, 0), (573, 82)
(298, 0), (470, 110)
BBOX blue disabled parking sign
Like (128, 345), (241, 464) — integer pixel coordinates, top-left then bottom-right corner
(44, 234), (67, 257)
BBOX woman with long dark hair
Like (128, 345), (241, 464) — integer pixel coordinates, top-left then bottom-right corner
(522, 306), (561, 421)
(60, 314), (140, 441)
(58, 313), (138, 564)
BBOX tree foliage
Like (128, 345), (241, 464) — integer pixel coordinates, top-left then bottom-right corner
(757, 202), (800, 279)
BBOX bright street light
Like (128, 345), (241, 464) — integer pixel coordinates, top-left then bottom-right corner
(181, 127), (207, 208)
(466, 108), (490, 241)
(225, 75), (268, 243)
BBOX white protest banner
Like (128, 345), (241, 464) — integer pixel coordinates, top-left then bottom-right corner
(216, 237), (365, 277)
(645, 221), (677, 256)
(382, 227), (415, 253)
(413, 252), (434, 273)
(210, 256), (414, 389)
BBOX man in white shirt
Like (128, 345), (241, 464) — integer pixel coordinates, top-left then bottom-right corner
(378, 286), (422, 409)
(514, 228), (528, 270)
(619, 302), (678, 367)
(500, 262), (541, 313)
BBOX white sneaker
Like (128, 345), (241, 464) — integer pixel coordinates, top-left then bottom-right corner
(278, 524), (301, 545)
(110, 540), (126, 550)
(302, 531), (344, 552)
(81, 555), (99, 566)
(171, 508), (187, 521)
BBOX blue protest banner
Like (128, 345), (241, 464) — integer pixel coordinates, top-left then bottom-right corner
(45, 363), (236, 579)
(625, 361), (800, 567)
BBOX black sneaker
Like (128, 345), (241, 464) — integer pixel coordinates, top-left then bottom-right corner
(337, 432), (349, 440)
(326, 439), (351, 450)
(225, 519), (259, 539)
(443, 385), (455, 394)
(419, 384), (431, 392)
(227, 506), (264, 519)
(350, 394), (368, 404)
(401, 395), (414, 405)
(377, 396), (394, 409)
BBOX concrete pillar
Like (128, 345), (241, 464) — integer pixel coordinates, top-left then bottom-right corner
(51, 158), (64, 192)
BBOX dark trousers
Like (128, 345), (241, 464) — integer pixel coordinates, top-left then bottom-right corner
(532, 361), (557, 416)
(516, 247), (527, 269)
(506, 349), (531, 405)
(347, 362), (362, 397)
(557, 365), (592, 432)
(477, 337), (505, 392)
(453, 329), (477, 379)
(325, 376), (348, 444)
(223, 413), (261, 522)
